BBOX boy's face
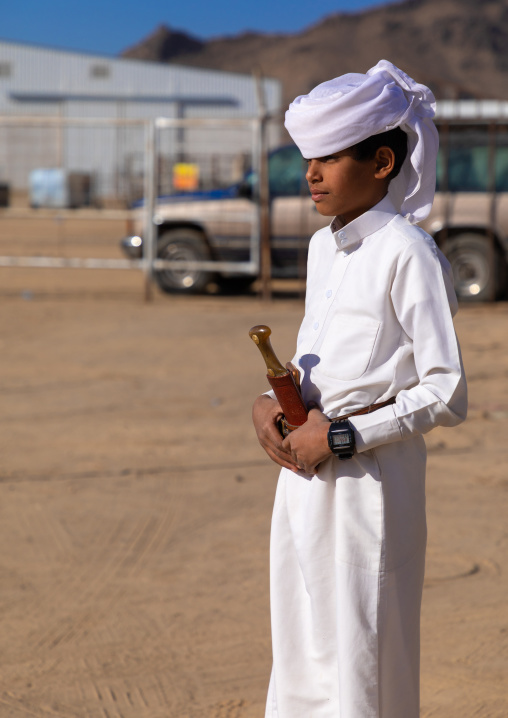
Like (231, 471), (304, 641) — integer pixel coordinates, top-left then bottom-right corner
(305, 148), (390, 225)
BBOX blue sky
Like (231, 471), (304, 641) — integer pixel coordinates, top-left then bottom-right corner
(1, 0), (390, 56)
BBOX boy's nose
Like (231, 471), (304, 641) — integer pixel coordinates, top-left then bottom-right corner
(305, 159), (322, 182)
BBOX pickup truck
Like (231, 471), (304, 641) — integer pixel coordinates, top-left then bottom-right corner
(121, 145), (328, 293)
(121, 139), (508, 301)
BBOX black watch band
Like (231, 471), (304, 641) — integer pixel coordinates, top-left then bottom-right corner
(327, 419), (356, 460)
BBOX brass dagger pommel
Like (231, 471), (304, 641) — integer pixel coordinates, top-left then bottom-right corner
(249, 325), (287, 378)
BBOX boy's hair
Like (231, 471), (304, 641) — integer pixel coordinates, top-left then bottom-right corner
(350, 127), (408, 180)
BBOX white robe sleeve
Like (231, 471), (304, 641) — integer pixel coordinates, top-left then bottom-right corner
(351, 239), (467, 453)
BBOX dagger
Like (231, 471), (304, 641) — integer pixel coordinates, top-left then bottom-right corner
(249, 325), (308, 435)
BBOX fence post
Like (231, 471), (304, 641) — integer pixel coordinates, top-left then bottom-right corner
(143, 119), (157, 302)
(254, 72), (272, 301)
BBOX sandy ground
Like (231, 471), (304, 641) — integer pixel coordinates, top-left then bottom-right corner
(0, 214), (507, 717)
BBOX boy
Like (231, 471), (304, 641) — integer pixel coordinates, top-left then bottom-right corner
(252, 60), (467, 718)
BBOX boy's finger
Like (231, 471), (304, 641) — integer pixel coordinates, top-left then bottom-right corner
(266, 445), (300, 471)
(307, 406), (329, 424)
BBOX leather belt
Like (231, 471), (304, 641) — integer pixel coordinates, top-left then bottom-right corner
(331, 396), (396, 422)
(281, 396), (396, 437)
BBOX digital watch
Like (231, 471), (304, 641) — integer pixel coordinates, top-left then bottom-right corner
(327, 419), (356, 460)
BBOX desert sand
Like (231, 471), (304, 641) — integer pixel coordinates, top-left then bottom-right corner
(0, 213), (506, 717)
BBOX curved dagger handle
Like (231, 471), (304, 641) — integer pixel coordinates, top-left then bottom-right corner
(249, 325), (287, 377)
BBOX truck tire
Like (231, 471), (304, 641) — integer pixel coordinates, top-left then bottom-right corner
(442, 233), (499, 302)
(155, 229), (214, 294)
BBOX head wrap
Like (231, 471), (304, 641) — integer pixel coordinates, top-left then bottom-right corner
(284, 60), (438, 223)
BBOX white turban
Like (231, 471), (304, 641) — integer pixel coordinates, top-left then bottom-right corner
(284, 60), (438, 223)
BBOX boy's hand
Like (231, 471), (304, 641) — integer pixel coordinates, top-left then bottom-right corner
(282, 404), (331, 475)
(252, 394), (300, 471)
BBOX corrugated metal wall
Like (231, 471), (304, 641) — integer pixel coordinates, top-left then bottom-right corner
(0, 40), (282, 198)
(0, 40), (280, 117)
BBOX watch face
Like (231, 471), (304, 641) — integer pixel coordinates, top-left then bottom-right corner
(328, 421), (355, 459)
(332, 433), (351, 447)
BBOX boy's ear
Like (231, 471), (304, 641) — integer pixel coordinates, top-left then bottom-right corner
(374, 147), (395, 180)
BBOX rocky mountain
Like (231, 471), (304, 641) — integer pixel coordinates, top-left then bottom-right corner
(123, 24), (205, 62)
(121, 0), (508, 109)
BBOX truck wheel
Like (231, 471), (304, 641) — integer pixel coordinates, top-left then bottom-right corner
(442, 233), (499, 302)
(155, 229), (214, 294)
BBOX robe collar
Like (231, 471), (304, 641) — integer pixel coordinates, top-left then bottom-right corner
(330, 195), (398, 252)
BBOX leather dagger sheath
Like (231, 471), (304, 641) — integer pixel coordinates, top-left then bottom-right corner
(249, 325), (308, 435)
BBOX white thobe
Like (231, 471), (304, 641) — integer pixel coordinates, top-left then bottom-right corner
(265, 196), (467, 718)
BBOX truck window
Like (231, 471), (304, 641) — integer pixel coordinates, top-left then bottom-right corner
(436, 124), (508, 193)
(438, 127), (490, 192)
(268, 146), (307, 197)
(495, 127), (508, 192)
(240, 146), (306, 198)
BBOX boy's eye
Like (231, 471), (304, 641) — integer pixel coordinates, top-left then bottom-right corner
(305, 154), (340, 166)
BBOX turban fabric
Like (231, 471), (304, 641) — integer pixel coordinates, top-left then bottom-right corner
(284, 60), (439, 223)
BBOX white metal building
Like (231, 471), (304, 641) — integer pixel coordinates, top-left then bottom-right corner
(0, 40), (281, 203)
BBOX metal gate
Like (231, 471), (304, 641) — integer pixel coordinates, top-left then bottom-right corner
(0, 113), (271, 299)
